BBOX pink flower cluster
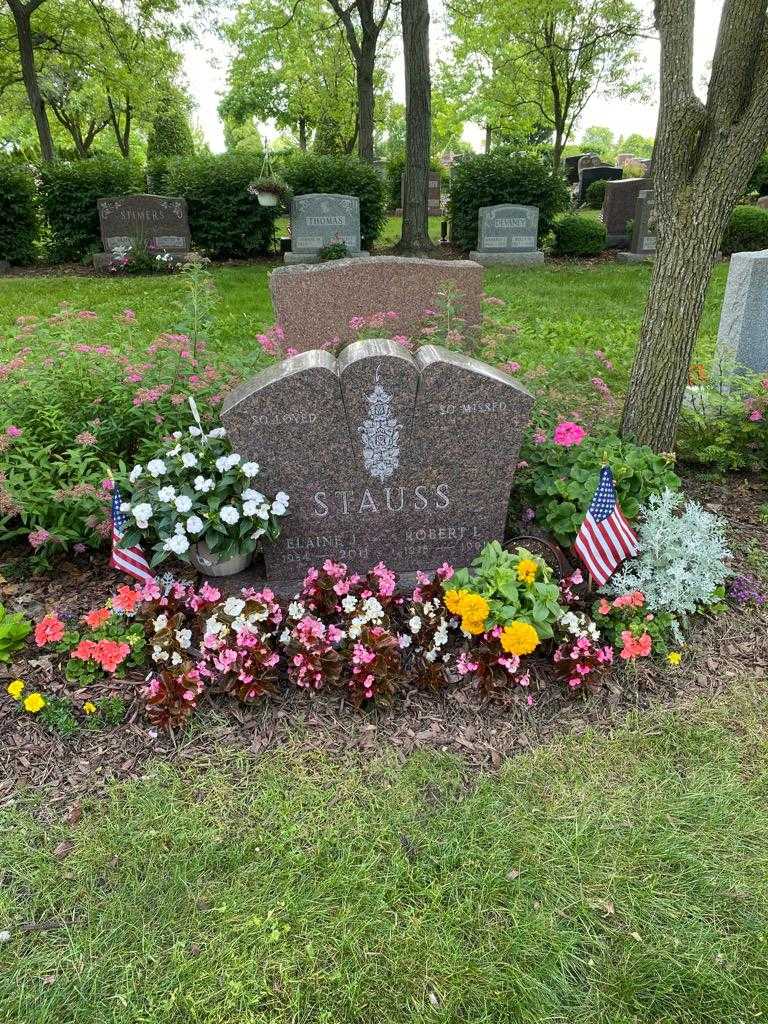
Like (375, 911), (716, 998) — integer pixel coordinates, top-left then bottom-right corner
(553, 421), (587, 447)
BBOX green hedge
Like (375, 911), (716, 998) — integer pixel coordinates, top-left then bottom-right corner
(551, 215), (607, 256)
(167, 153), (279, 258)
(448, 153), (569, 251)
(0, 159), (38, 264)
(721, 204), (768, 256)
(281, 153), (386, 243)
(585, 178), (609, 210)
(38, 157), (144, 263)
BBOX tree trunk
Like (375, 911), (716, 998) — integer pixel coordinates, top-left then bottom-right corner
(551, 125), (565, 169)
(396, 0), (433, 255)
(484, 124), (492, 154)
(298, 117), (307, 150)
(357, 43), (376, 162)
(620, 192), (726, 449)
(8, 1), (54, 162)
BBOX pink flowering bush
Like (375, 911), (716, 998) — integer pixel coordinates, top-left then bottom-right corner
(454, 630), (532, 701)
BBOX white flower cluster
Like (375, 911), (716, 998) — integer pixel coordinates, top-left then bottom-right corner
(405, 598), (450, 662)
(604, 489), (731, 616)
(344, 595), (385, 639)
(150, 616), (193, 668)
(559, 611), (600, 641)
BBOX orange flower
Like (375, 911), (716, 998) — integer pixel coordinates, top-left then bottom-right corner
(112, 585), (140, 614)
(619, 630), (652, 659)
(84, 607), (111, 629)
(34, 614), (65, 647)
(72, 638), (99, 661)
(94, 639), (131, 673)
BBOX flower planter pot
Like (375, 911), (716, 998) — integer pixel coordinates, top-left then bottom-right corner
(257, 191), (279, 207)
(188, 541), (252, 577)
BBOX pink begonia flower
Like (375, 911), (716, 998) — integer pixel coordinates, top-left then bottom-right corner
(101, 478), (114, 492)
(553, 421), (587, 447)
(5, 425), (21, 437)
(749, 409), (763, 421)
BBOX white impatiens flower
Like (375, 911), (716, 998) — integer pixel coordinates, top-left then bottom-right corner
(163, 533), (190, 555)
(171, 652), (182, 667)
(153, 614), (168, 633)
(129, 465), (143, 483)
(208, 427), (226, 439)
(251, 527), (265, 541)
(271, 500), (287, 516)
(409, 615), (422, 634)
(215, 453), (241, 473)
(132, 502), (153, 522)
(186, 515), (204, 534)
(275, 491), (290, 506)
(256, 503), (271, 520)
(147, 459), (167, 478)
(241, 462), (260, 478)
(223, 597), (245, 618)
(205, 615), (223, 636)
(279, 628), (291, 645)
(193, 476), (214, 493)
(172, 431), (182, 440)
(120, 501), (131, 513)
(176, 628), (192, 649)
(219, 505), (240, 525)
(242, 500), (260, 517)
(398, 634), (412, 649)
(242, 488), (265, 503)
(181, 452), (197, 468)
(174, 495), (193, 514)
(157, 486), (176, 503)
(167, 445), (181, 458)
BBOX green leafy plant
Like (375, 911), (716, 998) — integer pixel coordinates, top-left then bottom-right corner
(516, 427), (681, 546)
(39, 697), (79, 737)
(721, 204), (768, 256)
(0, 603), (32, 662)
(585, 178), (609, 209)
(551, 215), (607, 256)
(0, 158), (38, 265)
(318, 238), (349, 261)
(447, 542), (565, 639)
(678, 369), (768, 472)
(448, 152), (569, 251)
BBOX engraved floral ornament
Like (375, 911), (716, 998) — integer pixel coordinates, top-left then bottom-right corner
(358, 367), (401, 482)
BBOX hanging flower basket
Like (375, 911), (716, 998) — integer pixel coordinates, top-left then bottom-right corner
(248, 177), (292, 210)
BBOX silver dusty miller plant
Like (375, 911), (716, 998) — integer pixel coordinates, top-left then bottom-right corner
(603, 489), (731, 615)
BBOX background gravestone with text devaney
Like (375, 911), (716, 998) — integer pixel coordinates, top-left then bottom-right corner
(221, 339), (534, 585)
(469, 204), (544, 266)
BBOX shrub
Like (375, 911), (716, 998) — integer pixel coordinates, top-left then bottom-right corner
(721, 204), (768, 256)
(678, 369), (768, 472)
(281, 152), (386, 243)
(515, 426), (681, 546)
(38, 156), (144, 263)
(166, 153), (279, 258)
(448, 153), (569, 251)
(748, 151), (768, 196)
(0, 159), (38, 264)
(585, 178), (609, 209)
(551, 215), (607, 256)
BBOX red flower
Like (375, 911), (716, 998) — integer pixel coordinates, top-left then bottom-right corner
(113, 585), (141, 614)
(72, 638), (99, 661)
(84, 607), (111, 629)
(34, 614), (65, 647)
(94, 639), (131, 673)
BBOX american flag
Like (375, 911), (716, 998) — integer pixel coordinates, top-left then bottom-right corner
(573, 466), (639, 586)
(110, 483), (155, 585)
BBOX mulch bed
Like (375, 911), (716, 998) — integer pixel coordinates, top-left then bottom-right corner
(1, 470), (766, 808)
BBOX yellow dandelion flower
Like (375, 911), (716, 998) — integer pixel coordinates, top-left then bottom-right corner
(83, 702), (97, 715)
(23, 692), (46, 714)
(516, 558), (539, 585)
(500, 621), (540, 656)
(6, 679), (25, 700)
(667, 651), (682, 666)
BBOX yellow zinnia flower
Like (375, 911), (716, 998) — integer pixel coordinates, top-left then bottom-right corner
(667, 652), (682, 666)
(6, 679), (25, 700)
(83, 701), (97, 715)
(516, 558), (539, 585)
(23, 692), (46, 714)
(459, 594), (490, 635)
(500, 621), (540, 656)
(443, 589), (467, 615)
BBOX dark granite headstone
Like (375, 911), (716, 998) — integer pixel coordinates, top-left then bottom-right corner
(398, 171), (442, 216)
(577, 154), (603, 176)
(221, 340), (533, 583)
(564, 154), (589, 185)
(97, 195), (190, 253)
(630, 189), (656, 255)
(269, 255), (484, 351)
(578, 166), (622, 205)
(287, 193), (361, 263)
(602, 178), (651, 245)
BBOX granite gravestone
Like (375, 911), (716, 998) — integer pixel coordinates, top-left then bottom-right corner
(286, 193), (362, 264)
(269, 255), (484, 352)
(564, 154), (588, 185)
(601, 178), (650, 245)
(617, 189), (656, 263)
(469, 204), (544, 266)
(221, 340), (533, 584)
(615, 153), (638, 168)
(578, 166), (622, 205)
(398, 171), (442, 216)
(758, 196), (768, 211)
(715, 250), (768, 375)
(577, 154), (603, 175)
(95, 195), (190, 269)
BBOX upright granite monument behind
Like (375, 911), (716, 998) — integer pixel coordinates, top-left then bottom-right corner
(398, 171), (442, 216)
(286, 193), (362, 264)
(617, 189), (656, 263)
(715, 249), (768, 375)
(270, 256), (484, 351)
(578, 166), (622, 206)
(95, 195), (190, 270)
(602, 178), (651, 246)
(469, 204), (544, 266)
(221, 340), (533, 584)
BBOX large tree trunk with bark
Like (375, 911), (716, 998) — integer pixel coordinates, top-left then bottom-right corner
(621, 0), (768, 450)
(484, 124), (492, 154)
(356, 42), (376, 162)
(298, 117), (307, 150)
(396, 0), (433, 254)
(7, 0), (54, 162)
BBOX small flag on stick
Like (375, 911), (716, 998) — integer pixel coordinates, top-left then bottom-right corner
(573, 465), (639, 586)
(110, 483), (155, 585)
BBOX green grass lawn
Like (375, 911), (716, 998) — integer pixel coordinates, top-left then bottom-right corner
(3, 682), (768, 1022)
